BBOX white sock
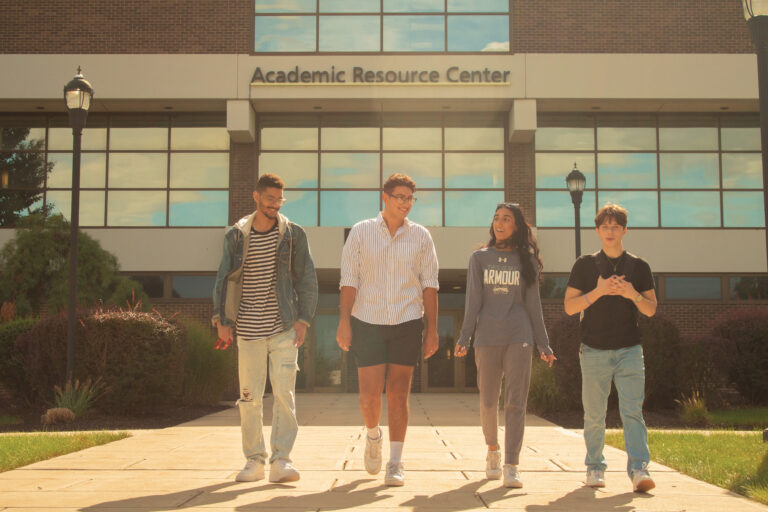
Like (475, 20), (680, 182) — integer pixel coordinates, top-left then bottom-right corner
(367, 426), (381, 439)
(389, 441), (404, 463)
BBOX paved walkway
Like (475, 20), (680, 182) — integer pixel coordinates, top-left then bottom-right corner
(0, 393), (765, 511)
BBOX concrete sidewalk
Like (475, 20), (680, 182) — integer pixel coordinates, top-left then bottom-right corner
(1, 393), (765, 511)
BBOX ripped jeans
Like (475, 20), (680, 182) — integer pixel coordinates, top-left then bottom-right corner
(237, 329), (299, 465)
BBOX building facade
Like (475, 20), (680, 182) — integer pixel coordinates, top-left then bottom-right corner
(0, 0), (765, 392)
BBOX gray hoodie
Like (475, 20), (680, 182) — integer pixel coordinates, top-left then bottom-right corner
(457, 247), (552, 355)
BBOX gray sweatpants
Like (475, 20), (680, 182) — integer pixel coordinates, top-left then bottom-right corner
(475, 343), (533, 465)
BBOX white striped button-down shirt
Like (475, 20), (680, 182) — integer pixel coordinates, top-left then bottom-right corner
(340, 213), (439, 325)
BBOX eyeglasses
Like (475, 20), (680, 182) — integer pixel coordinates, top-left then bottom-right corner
(387, 193), (418, 204)
(497, 202), (520, 209)
(262, 194), (287, 205)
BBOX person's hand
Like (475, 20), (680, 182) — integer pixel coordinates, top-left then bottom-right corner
(336, 320), (352, 351)
(424, 329), (439, 359)
(595, 275), (617, 297)
(216, 322), (233, 349)
(613, 275), (639, 300)
(540, 352), (557, 367)
(293, 321), (308, 348)
(454, 345), (468, 358)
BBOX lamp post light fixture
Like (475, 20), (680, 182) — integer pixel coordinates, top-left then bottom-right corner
(566, 162), (586, 259)
(63, 67), (93, 383)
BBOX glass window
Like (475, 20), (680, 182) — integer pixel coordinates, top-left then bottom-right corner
(281, 190), (318, 226)
(170, 153), (229, 188)
(383, 15), (444, 52)
(535, 190), (596, 228)
(47, 153), (107, 189)
(722, 153), (762, 189)
(107, 190), (167, 226)
(383, 153), (442, 188)
(319, 16), (380, 52)
(171, 276), (216, 299)
(311, 314), (345, 387)
(660, 191), (719, 227)
(46, 190), (105, 226)
(448, 0), (508, 12)
(445, 190), (504, 226)
(597, 153), (656, 189)
(261, 127), (317, 150)
(383, 127), (442, 150)
(447, 15), (509, 52)
(444, 153), (503, 188)
(169, 191), (228, 227)
(659, 153), (718, 189)
(126, 275), (164, 299)
(384, 0), (444, 12)
(109, 153), (168, 188)
(535, 153), (595, 189)
(171, 127), (229, 150)
(723, 191), (765, 227)
(320, 191), (379, 226)
(321, 127), (379, 150)
(260, 153), (318, 188)
(721, 127), (760, 151)
(445, 127), (504, 150)
(535, 127), (594, 150)
(597, 191), (658, 227)
(255, 0), (316, 12)
(110, 127), (168, 150)
(1, 127), (46, 149)
(540, 275), (569, 299)
(407, 189), (442, 226)
(730, 276), (768, 300)
(254, 16), (316, 52)
(319, 0), (379, 12)
(321, 153), (379, 188)
(659, 127), (718, 150)
(48, 127), (107, 151)
(597, 127), (656, 151)
(665, 276), (721, 300)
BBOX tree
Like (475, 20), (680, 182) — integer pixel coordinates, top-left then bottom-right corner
(0, 128), (52, 226)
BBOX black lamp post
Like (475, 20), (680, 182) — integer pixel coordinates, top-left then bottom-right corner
(63, 67), (93, 382)
(566, 163), (586, 259)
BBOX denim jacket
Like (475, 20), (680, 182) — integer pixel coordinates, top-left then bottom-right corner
(212, 211), (318, 331)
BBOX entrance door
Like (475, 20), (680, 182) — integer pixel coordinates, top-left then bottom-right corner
(421, 312), (477, 391)
(307, 313), (346, 391)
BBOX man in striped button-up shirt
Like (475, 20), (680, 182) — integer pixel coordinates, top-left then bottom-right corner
(336, 173), (439, 487)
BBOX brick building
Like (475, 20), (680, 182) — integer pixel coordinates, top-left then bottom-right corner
(0, 1), (765, 392)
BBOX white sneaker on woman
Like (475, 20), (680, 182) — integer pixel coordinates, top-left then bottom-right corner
(503, 464), (523, 488)
(486, 450), (502, 479)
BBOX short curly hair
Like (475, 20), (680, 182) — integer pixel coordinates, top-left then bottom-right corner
(255, 172), (285, 192)
(383, 173), (416, 194)
(595, 203), (628, 228)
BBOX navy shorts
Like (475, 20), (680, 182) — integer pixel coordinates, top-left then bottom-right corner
(350, 316), (424, 367)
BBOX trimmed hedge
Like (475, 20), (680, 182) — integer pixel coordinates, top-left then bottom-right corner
(0, 317), (38, 402)
(676, 334), (734, 408)
(712, 310), (768, 405)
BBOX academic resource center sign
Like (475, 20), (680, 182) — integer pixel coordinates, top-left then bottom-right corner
(251, 65), (511, 85)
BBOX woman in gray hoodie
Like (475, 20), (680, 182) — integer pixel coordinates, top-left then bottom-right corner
(454, 202), (556, 488)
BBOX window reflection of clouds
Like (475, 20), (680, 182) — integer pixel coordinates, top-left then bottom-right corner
(723, 192), (764, 227)
(445, 153), (503, 188)
(659, 127), (718, 150)
(535, 153), (595, 188)
(407, 190), (441, 226)
(320, 16), (380, 52)
(321, 153), (379, 188)
(722, 153), (762, 189)
(1, 127), (46, 149)
(320, 0), (379, 12)
(445, 127), (504, 150)
(447, 16), (509, 51)
(110, 127), (168, 150)
(171, 127), (229, 150)
(597, 153), (656, 188)
(255, 16), (316, 52)
(47, 153), (107, 189)
(660, 191), (719, 227)
(384, 15), (444, 52)
(170, 153), (229, 188)
(383, 153), (442, 188)
(445, 191), (504, 226)
(260, 153), (318, 188)
(107, 191), (166, 226)
(281, 190), (318, 226)
(597, 127), (655, 151)
(384, 0), (443, 12)
(48, 127), (107, 151)
(255, 0), (316, 13)
(109, 153), (168, 188)
(448, 0), (508, 12)
(46, 190), (105, 226)
(261, 128), (318, 150)
(535, 190), (596, 228)
(721, 128), (760, 151)
(383, 127), (441, 150)
(321, 191), (379, 226)
(660, 154), (718, 189)
(169, 191), (228, 226)
(321, 128), (379, 150)
(535, 128), (594, 151)
(597, 191), (658, 227)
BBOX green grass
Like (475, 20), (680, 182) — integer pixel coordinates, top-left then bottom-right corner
(0, 414), (22, 426)
(0, 432), (129, 473)
(709, 408), (768, 429)
(606, 431), (768, 505)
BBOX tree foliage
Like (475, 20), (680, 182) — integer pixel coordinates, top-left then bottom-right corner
(0, 128), (52, 226)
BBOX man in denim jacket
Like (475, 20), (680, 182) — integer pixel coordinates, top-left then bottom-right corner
(213, 173), (318, 483)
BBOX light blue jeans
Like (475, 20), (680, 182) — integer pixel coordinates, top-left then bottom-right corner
(237, 329), (299, 465)
(579, 343), (650, 477)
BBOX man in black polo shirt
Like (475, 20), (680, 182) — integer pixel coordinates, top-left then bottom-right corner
(564, 203), (658, 493)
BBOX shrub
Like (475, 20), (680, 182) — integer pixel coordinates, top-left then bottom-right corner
(712, 310), (768, 405)
(639, 313), (681, 410)
(546, 314), (582, 409)
(527, 358), (560, 414)
(676, 335), (734, 408)
(0, 316), (38, 397)
(53, 377), (106, 418)
(675, 392), (710, 427)
(14, 308), (185, 414)
(182, 320), (235, 405)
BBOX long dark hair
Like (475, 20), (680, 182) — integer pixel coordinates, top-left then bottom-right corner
(485, 203), (543, 285)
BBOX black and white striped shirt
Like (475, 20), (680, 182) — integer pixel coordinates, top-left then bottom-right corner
(236, 225), (282, 340)
(340, 213), (439, 325)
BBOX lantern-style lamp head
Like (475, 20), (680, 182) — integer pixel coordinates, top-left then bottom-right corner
(63, 66), (93, 131)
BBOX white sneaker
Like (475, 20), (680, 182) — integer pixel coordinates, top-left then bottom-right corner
(269, 459), (300, 483)
(364, 428), (383, 475)
(503, 464), (523, 488)
(384, 461), (405, 486)
(632, 465), (655, 493)
(485, 450), (502, 479)
(235, 460), (265, 482)
(586, 468), (606, 488)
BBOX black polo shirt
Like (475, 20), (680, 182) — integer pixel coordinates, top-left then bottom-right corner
(567, 250), (654, 350)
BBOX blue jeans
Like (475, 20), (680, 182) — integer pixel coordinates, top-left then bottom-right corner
(579, 343), (650, 476)
(237, 329), (299, 464)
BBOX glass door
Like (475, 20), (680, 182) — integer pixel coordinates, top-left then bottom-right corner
(308, 313), (345, 391)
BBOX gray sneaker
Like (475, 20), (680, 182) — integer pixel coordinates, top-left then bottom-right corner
(502, 464), (523, 488)
(384, 461), (405, 486)
(632, 465), (655, 493)
(586, 468), (606, 488)
(364, 428), (383, 475)
(235, 460), (265, 482)
(486, 450), (502, 479)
